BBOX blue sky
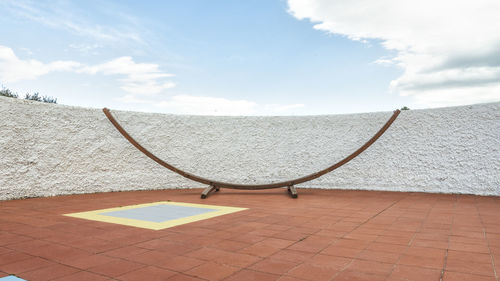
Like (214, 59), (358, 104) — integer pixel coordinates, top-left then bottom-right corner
(1, 0), (499, 115)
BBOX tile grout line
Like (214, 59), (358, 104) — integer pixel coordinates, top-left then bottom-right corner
(439, 194), (457, 281)
(474, 196), (499, 281)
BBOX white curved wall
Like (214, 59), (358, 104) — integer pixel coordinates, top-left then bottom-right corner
(1, 96), (499, 200)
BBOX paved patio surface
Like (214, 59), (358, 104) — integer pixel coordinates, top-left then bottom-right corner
(1, 188), (499, 281)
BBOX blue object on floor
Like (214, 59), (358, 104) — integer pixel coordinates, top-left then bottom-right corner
(65, 201), (248, 230)
(0, 276), (27, 281)
(100, 204), (218, 222)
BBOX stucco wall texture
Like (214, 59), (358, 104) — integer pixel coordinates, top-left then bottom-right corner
(1, 96), (499, 200)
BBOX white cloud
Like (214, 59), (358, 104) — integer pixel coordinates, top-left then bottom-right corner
(155, 95), (257, 115)
(0, 45), (81, 83)
(288, 0), (500, 106)
(68, 43), (102, 55)
(2, 0), (142, 43)
(117, 94), (306, 116)
(0, 45), (303, 115)
(0, 45), (174, 95)
(79, 57), (175, 95)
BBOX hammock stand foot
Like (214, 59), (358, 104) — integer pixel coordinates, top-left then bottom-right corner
(201, 185), (298, 199)
(287, 185), (298, 198)
(201, 185), (217, 199)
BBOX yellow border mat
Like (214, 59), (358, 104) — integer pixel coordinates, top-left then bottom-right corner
(64, 201), (248, 230)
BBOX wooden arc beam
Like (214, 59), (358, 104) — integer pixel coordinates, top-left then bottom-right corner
(103, 108), (400, 194)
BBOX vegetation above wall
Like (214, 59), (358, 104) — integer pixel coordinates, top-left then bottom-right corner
(0, 86), (57, 104)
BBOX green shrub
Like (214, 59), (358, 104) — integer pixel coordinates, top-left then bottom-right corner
(0, 87), (18, 98)
(24, 92), (57, 104)
(42, 96), (57, 104)
(400, 106), (410, 110)
(0, 86), (57, 104)
(24, 92), (42, 101)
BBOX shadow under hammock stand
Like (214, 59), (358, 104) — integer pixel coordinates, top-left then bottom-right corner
(103, 108), (400, 199)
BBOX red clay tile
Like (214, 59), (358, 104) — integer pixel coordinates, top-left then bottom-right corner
(333, 270), (386, 281)
(449, 236), (488, 245)
(404, 246), (446, 258)
(158, 255), (205, 272)
(70, 237), (124, 253)
(286, 263), (339, 281)
(269, 249), (315, 263)
(31, 244), (91, 262)
(249, 258), (299, 275)
(125, 249), (175, 265)
(209, 239), (251, 251)
(18, 263), (79, 281)
(452, 230), (485, 239)
(276, 276), (306, 281)
(357, 249), (401, 264)
(63, 254), (118, 269)
(288, 226), (321, 235)
(448, 241), (491, 253)
(488, 238), (500, 246)
(239, 243), (282, 257)
(314, 230), (346, 239)
(398, 254), (444, 269)
(445, 257), (495, 276)
(345, 259), (394, 276)
(0, 247), (10, 256)
(185, 261), (239, 281)
(0, 251), (33, 266)
(442, 271), (496, 281)
(102, 246), (150, 259)
(117, 265), (177, 281)
(411, 238), (448, 249)
(184, 236), (224, 247)
(184, 247), (228, 260)
(136, 239), (179, 250)
(365, 242), (407, 254)
(156, 241), (200, 256)
(0, 256), (52, 274)
(213, 251), (262, 268)
(413, 232), (449, 242)
(5, 239), (52, 254)
(228, 234), (266, 244)
(375, 235), (412, 245)
(446, 250), (493, 264)
(52, 270), (112, 281)
(88, 259), (146, 277)
(386, 264), (441, 281)
(224, 269), (280, 281)
(286, 239), (331, 253)
(320, 245), (364, 258)
(332, 239), (370, 250)
(167, 273), (206, 280)
(343, 233), (378, 242)
(257, 237), (296, 249)
(306, 254), (352, 270)
(0, 233), (32, 246)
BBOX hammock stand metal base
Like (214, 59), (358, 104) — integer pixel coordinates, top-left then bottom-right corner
(201, 185), (298, 199)
(102, 108), (400, 199)
(201, 185), (219, 199)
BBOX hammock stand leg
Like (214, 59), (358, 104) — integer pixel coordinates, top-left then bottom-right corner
(103, 108), (400, 200)
(201, 185), (217, 199)
(287, 185), (298, 198)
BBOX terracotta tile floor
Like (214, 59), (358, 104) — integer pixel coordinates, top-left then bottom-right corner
(1, 188), (499, 281)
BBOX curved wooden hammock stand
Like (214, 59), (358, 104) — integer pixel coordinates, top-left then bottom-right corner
(103, 108), (400, 199)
